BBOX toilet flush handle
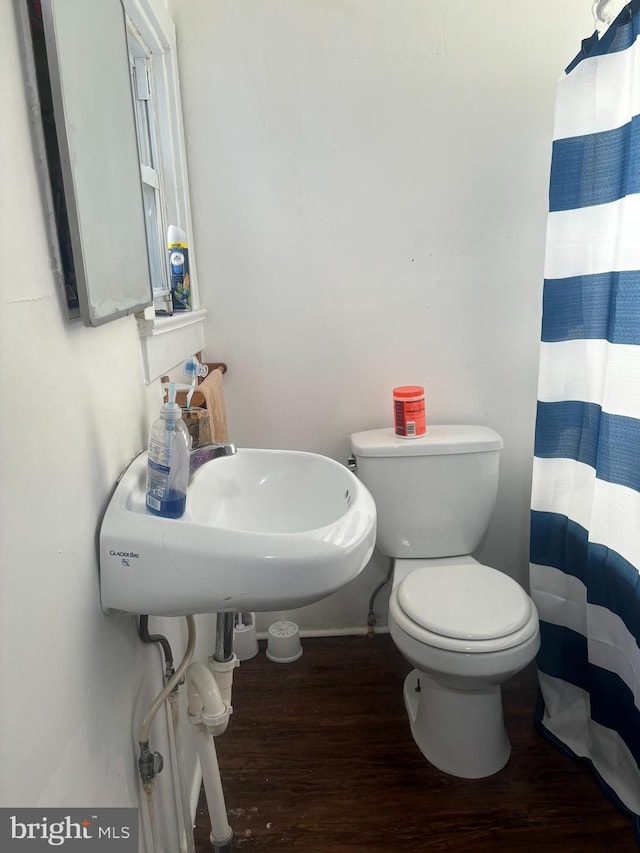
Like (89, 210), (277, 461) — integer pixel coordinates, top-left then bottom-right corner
(347, 455), (357, 473)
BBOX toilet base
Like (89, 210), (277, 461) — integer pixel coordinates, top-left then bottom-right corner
(403, 669), (511, 779)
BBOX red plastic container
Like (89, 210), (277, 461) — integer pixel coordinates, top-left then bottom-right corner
(393, 386), (426, 438)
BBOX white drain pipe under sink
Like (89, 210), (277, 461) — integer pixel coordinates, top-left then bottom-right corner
(186, 661), (234, 851)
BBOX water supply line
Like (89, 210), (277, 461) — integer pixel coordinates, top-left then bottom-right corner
(139, 616), (175, 678)
(367, 558), (393, 638)
(139, 617), (195, 853)
(139, 615), (197, 760)
(137, 613), (237, 852)
(138, 615), (197, 853)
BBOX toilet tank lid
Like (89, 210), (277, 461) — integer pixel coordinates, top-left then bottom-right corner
(350, 425), (503, 457)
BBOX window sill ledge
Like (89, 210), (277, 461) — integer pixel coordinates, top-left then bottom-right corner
(137, 308), (207, 382)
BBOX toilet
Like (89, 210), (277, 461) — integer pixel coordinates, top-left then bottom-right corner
(350, 424), (540, 779)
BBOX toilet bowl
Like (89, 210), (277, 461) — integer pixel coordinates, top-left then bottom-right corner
(349, 425), (540, 779)
(388, 558), (540, 778)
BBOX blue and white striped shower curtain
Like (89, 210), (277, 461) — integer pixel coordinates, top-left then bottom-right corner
(530, 2), (640, 840)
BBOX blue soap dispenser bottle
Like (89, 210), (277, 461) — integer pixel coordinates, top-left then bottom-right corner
(145, 383), (191, 518)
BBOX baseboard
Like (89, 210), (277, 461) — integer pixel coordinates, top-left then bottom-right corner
(256, 625), (390, 640)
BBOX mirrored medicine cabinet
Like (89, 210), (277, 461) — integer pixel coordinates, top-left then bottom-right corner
(18, 0), (153, 326)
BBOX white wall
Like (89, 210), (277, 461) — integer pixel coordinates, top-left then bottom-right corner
(173, 0), (594, 631)
(0, 0), (596, 836)
(0, 5), (215, 846)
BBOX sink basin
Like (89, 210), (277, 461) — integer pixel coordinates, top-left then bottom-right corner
(99, 448), (376, 616)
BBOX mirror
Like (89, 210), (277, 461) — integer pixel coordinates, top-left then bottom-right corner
(23, 0), (152, 325)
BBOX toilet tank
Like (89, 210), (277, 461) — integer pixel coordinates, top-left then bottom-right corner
(350, 425), (503, 559)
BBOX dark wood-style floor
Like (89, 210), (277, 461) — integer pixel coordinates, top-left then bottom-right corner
(194, 635), (636, 851)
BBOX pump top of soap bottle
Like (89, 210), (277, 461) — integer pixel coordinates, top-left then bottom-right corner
(161, 383), (182, 419)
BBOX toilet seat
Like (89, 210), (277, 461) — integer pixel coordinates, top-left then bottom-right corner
(390, 563), (538, 653)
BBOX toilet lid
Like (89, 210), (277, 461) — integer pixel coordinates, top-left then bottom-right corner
(397, 563), (531, 641)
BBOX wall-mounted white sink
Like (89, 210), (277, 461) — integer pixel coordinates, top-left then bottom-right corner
(99, 448), (376, 616)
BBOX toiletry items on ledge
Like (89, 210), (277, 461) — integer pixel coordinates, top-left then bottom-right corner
(167, 225), (191, 311)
